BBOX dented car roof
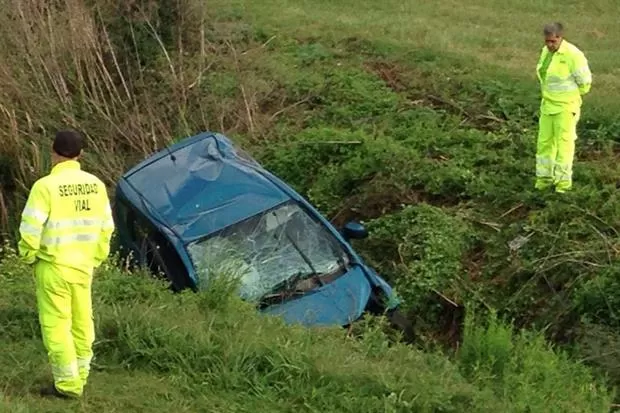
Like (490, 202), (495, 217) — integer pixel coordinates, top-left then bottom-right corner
(117, 132), (290, 243)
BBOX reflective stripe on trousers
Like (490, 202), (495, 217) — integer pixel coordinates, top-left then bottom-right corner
(536, 109), (579, 191)
(35, 260), (95, 397)
(536, 156), (553, 179)
(78, 356), (93, 382)
(52, 362), (79, 382)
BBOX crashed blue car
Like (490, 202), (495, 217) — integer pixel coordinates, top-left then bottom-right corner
(112, 132), (413, 341)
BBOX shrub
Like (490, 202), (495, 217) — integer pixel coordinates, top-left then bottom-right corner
(359, 204), (473, 322)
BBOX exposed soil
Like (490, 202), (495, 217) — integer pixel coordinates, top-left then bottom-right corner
(363, 60), (509, 132)
(329, 183), (467, 228)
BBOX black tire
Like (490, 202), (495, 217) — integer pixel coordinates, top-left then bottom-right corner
(364, 287), (416, 344)
(387, 307), (416, 344)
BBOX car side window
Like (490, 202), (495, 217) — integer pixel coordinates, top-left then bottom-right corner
(130, 209), (151, 245)
(118, 200), (152, 246)
(117, 199), (190, 289)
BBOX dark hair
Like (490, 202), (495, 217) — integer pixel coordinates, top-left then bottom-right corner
(52, 129), (84, 158)
(543, 22), (564, 36)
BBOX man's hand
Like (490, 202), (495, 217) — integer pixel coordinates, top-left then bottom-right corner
(17, 180), (50, 264)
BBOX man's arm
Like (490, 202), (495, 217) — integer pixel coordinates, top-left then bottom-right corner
(571, 49), (592, 95)
(17, 180), (50, 264)
(535, 47), (546, 83)
(94, 191), (115, 268)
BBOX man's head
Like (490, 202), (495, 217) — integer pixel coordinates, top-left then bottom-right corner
(543, 22), (564, 52)
(51, 129), (84, 166)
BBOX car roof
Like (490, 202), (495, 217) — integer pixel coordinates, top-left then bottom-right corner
(118, 132), (291, 243)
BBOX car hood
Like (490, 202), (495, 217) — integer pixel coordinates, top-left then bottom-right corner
(260, 265), (372, 327)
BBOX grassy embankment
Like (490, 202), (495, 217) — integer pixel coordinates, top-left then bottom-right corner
(1, 0), (619, 411)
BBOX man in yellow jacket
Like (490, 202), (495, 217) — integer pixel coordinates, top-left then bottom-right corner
(535, 22), (592, 193)
(17, 130), (115, 398)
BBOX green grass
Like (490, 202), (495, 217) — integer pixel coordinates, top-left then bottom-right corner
(213, 0), (620, 110)
(1, 0), (620, 410)
(0, 248), (614, 412)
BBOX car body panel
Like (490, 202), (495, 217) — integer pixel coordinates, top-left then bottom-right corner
(120, 132), (290, 243)
(113, 132), (401, 327)
(261, 265), (372, 326)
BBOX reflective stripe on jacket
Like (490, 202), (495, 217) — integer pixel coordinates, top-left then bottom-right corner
(18, 160), (115, 278)
(536, 39), (592, 115)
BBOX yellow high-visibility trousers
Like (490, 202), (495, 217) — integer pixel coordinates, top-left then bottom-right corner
(34, 260), (95, 397)
(535, 109), (580, 192)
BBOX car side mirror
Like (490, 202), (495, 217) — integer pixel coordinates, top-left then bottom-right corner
(341, 221), (368, 240)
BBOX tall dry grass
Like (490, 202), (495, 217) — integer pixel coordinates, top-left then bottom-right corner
(0, 0), (282, 239)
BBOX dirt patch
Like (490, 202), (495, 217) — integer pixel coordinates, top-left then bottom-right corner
(363, 61), (410, 93)
(329, 187), (424, 227)
(328, 182), (466, 228)
(363, 59), (508, 132)
(462, 244), (486, 283)
(419, 297), (466, 351)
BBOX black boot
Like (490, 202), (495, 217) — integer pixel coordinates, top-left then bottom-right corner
(39, 384), (71, 399)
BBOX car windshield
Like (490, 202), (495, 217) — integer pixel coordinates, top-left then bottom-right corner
(186, 201), (350, 302)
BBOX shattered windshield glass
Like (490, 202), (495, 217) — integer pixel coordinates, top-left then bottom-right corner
(186, 201), (350, 302)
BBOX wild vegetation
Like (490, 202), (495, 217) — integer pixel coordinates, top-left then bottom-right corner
(1, 0), (619, 410)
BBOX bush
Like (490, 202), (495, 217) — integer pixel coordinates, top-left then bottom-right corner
(360, 204), (473, 313)
(573, 265), (620, 328)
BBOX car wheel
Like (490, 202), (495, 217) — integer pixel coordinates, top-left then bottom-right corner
(387, 307), (416, 344)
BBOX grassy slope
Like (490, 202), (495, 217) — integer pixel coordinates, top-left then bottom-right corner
(1, 0), (620, 411)
(0, 249), (613, 412)
(214, 0), (620, 381)
(220, 0), (620, 108)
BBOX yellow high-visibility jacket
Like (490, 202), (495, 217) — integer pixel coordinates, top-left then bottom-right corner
(18, 160), (115, 280)
(536, 39), (592, 115)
